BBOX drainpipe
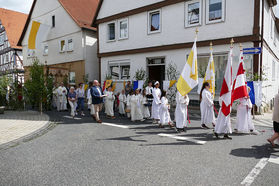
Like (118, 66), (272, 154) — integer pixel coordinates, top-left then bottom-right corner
(260, 0), (264, 81)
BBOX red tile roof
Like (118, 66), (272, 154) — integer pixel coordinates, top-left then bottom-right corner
(59, 0), (99, 30)
(0, 8), (28, 49)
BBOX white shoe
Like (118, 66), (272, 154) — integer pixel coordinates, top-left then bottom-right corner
(250, 130), (260, 135)
(140, 119), (145, 122)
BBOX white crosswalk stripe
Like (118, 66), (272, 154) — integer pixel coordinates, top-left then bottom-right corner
(158, 133), (207, 145)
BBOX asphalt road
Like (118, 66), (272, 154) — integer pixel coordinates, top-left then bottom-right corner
(0, 110), (278, 186)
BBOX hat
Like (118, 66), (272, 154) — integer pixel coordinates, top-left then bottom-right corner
(154, 81), (159, 85)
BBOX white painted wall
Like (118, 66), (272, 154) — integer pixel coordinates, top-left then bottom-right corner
(84, 30), (99, 82)
(98, 0), (254, 53)
(22, 0), (84, 66)
(97, 0), (164, 19)
(260, 0), (279, 108)
(100, 42), (254, 98)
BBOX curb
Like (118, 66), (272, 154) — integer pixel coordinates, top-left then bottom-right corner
(0, 114), (57, 151)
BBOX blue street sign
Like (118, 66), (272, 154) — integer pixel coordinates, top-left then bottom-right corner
(243, 47), (262, 55)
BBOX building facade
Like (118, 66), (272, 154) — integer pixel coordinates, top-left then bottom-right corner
(0, 8), (27, 83)
(18, 0), (100, 85)
(94, 0), (279, 110)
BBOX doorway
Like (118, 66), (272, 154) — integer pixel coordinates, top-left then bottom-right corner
(147, 57), (165, 86)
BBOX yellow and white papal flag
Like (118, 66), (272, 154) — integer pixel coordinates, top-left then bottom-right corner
(177, 38), (198, 96)
(203, 46), (215, 98)
(28, 21), (50, 49)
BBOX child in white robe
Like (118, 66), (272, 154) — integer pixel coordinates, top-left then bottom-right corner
(119, 90), (126, 117)
(214, 97), (232, 139)
(126, 91), (132, 118)
(152, 81), (161, 124)
(130, 89), (144, 122)
(200, 82), (216, 129)
(105, 87), (115, 119)
(235, 87), (255, 133)
(175, 91), (189, 132)
(159, 91), (174, 128)
(141, 89), (150, 119)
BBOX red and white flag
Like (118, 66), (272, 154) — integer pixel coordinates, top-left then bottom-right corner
(220, 46), (233, 116)
(232, 50), (248, 102)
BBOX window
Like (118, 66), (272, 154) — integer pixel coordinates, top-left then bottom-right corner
(59, 40), (66, 52)
(206, 0), (225, 24)
(185, 0), (201, 27)
(67, 39), (74, 51)
(118, 19), (128, 39)
(148, 10), (161, 34)
(5, 53), (9, 63)
(0, 34), (4, 45)
(109, 62), (130, 80)
(69, 72), (75, 84)
(27, 49), (35, 58)
(43, 44), (48, 55)
(52, 15), (55, 28)
(272, 61), (276, 81)
(107, 22), (116, 41)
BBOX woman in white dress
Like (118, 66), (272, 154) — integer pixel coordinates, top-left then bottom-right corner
(235, 87), (255, 133)
(130, 89), (144, 122)
(152, 81), (161, 124)
(200, 82), (216, 129)
(141, 89), (150, 119)
(159, 91), (174, 128)
(119, 90), (126, 117)
(105, 87), (115, 119)
(87, 82), (95, 117)
(175, 91), (189, 132)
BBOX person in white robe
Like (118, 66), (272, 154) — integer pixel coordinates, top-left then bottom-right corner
(57, 82), (68, 111)
(152, 81), (161, 123)
(235, 87), (255, 133)
(119, 90), (126, 116)
(130, 89), (144, 122)
(159, 90), (174, 128)
(126, 92), (132, 118)
(200, 82), (216, 129)
(175, 91), (189, 132)
(214, 97), (232, 139)
(87, 82), (95, 116)
(141, 89), (150, 119)
(105, 87), (115, 118)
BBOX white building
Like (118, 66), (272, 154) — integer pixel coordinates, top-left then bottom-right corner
(94, 0), (279, 109)
(18, 0), (100, 85)
(0, 8), (27, 83)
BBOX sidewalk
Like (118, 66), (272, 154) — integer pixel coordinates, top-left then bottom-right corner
(0, 111), (50, 147)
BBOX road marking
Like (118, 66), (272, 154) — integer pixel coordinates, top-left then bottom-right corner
(157, 133), (207, 145)
(241, 157), (269, 186)
(268, 155), (279, 165)
(63, 116), (82, 120)
(101, 122), (129, 129)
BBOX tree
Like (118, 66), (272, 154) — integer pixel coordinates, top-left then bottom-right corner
(24, 58), (46, 112)
(0, 75), (10, 106)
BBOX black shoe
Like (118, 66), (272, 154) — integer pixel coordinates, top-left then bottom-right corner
(201, 124), (210, 129)
(214, 132), (219, 139)
(224, 134), (232, 140)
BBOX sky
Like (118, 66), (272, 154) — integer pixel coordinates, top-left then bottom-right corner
(0, 0), (279, 16)
(0, 0), (33, 14)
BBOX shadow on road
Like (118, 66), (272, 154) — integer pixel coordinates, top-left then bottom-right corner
(230, 144), (279, 159)
(97, 135), (147, 143)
